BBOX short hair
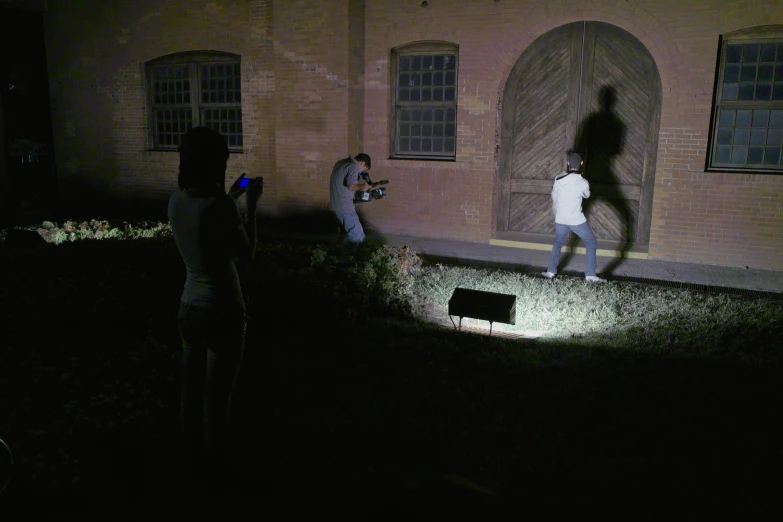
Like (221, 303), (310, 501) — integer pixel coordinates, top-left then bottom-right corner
(355, 153), (372, 169)
(178, 127), (230, 190)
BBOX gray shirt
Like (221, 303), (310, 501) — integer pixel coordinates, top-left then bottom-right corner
(329, 156), (361, 213)
(168, 190), (245, 311)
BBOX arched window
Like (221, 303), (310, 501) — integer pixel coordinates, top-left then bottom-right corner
(708, 26), (783, 173)
(145, 51), (243, 151)
(390, 42), (458, 160)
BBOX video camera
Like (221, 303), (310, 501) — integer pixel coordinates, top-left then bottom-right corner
(354, 172), (390, 203)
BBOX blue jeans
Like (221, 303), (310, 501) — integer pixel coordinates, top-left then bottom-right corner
(334, 210), (366, 244)
(177, 303), (246, 453)
(547, 222), (598, 277)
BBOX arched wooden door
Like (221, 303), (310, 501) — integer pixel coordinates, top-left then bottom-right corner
(497, 22), (662, 244)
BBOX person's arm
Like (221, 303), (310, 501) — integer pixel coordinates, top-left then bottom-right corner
(581, 179), (591, 199)
(344, 166), (372, 192)
(225, 178), (262, 260)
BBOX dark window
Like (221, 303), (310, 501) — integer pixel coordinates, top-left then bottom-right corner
(709, 30), (783, 172)
(146, 53), (243, 150)
(391, 42), (458, 160)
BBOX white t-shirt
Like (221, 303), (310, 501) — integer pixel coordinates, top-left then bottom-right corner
(168, 190), (245, 311)
(551, 171), (590, 226)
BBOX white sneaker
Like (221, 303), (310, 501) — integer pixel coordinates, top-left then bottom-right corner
(541, 271), (555, 279)
(585, 275), (607, 283)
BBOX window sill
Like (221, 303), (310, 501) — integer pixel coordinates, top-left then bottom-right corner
(146, 148), (245, 154)
(706, 165), (783, 175)
(377, 157), (469, 170)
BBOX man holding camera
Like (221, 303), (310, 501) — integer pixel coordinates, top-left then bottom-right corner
(329, 153), (373, 245)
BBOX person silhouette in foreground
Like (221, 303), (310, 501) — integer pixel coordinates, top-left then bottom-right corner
(542, 151), (606, 283)
(574, 85), (632, 276)
(168, 126), (263, 487)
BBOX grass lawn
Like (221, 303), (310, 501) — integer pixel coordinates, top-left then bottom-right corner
(1, 224), (783, 518)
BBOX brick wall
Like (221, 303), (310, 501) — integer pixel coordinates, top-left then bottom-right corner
(43, 0), (783, 270)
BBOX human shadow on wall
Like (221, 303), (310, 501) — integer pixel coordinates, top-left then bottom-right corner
(558, 85), (633, 277)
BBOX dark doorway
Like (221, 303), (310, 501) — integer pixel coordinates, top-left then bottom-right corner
(497, 22), (662, 247)
(1, 4), (57, 214)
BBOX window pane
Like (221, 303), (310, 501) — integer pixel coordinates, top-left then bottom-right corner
(433, 87), (443, 101)
(433, 124), (444, 137)
(400, 138), (409, 152)
(773, 83), (783, 100)
(399, 89), (410, 101)
(435, 108), (445, 122)
(434, 71), (444, 85)
(732, 146), (748, 163)
(722, 82), (739, 100)
(400, 123), (410, 137)
(748, 147), (764, 164)
(726, 44), (743, 63)
(770, 110), (783, 127)
(756, 83), (772, 100)
(743, 44), (759, 62)
(422, 138), (432, 151)
(400, 56), (412, 71)
(423, 56), (432, 69)
(446, 107), (456, 122)
(445, 71), (456, 86)
(750, 129), (767, 146)
(445, 123), (455, 137)
(422, 72), (432, 86)
(422, 124), (433, 136)
(761, 43), (777, 62)
(776, 64), (783, 81)
(412, 56), (421, 70)
(758, 64), (774, 81)
(719, 109), (735, 127)
(737, 110), (753, 127)
(739, 83), (755, 100)
(717, 128), (733, 145)
(767, 129), (783, 146)
(734, 128), (749, 145)
(741, 64), (757, 81)
(434, 55), (444, 69)
(411, 124), (421, 136)
(410, 89), (421, 101)
(433, 137), (444, 152)
(421, 88), (432, 101)
(445, 87), (456, 101)
(764, 147), (781, 165)
(753, 110), (770, 127)
(411, 138), (421, 152)
(444, 55), (456, 69)
(401, 109), (411, 121)
(412, 109), (422, 121)
(399, 73), (409, 87)
(423, 109), (433, 121)
(445, 138), (455, 152)
(715, 145), (732, 162)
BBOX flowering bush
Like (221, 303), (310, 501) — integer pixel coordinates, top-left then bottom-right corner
(2, 219), (173, 245)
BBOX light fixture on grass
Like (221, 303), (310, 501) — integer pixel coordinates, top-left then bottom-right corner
(448, 287), (517, 336)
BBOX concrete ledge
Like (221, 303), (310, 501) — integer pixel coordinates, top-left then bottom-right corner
(489, 238), (649, 260)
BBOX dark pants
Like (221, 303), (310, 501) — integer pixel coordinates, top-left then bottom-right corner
(177, 302), (246, 455)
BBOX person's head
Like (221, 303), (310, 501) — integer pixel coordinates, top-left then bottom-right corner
(178, 127), (230, 191)
(566, 150), (583, 173)
(354, 153), (372, 172)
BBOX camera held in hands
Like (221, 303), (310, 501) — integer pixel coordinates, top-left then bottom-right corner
(238, 175), (263, 193)
(354, 172), (389, 203)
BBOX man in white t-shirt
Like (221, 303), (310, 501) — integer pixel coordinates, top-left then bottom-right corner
(542, 151), (606, 283)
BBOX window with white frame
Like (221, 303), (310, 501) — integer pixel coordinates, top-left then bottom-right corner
(708, 28), (783, 173)
(146, 52), (243, 150)
(390, 42), (458, 160)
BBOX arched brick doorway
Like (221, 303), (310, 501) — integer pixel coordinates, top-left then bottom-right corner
(497, 22), (662, 246)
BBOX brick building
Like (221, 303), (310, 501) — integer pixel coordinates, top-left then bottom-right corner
(21, 1), (783, 269)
